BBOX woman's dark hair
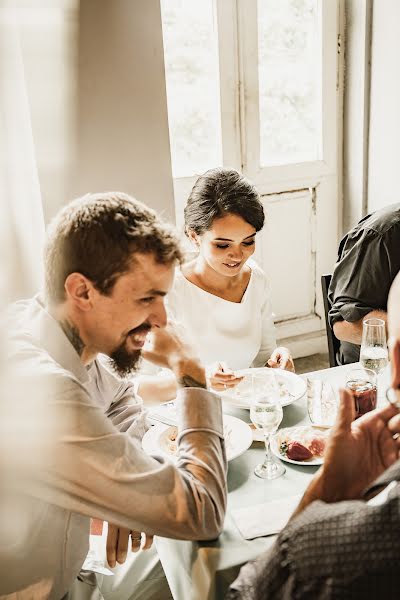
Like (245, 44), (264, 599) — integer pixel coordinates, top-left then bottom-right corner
(184, 168), (265, 235)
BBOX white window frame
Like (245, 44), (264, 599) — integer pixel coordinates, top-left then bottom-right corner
(170, 0), (343, 355)
(173, 0), (341, 226)
(238, 0), (338, 193)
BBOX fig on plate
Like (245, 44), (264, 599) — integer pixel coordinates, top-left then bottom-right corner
(286, 441), (313, 461)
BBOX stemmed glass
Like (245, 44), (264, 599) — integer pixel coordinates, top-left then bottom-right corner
(360, 318), (389, 375)
(250, 371), (285, 480)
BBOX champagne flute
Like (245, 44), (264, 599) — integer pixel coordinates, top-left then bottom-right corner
(360, 318), (388, 375)
(250, 371), (285, 480)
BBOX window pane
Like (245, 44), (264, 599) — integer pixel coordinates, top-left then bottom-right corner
(258, 0), (321, 166)
(161, 0), (222, 178)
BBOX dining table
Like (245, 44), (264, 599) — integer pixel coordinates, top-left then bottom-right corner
(154, 362), (391, 600)
(89, 362), (391, 600)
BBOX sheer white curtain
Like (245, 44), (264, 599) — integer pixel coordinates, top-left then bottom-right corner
(0, 0), (44, 304)
(0, 1), (48, 565)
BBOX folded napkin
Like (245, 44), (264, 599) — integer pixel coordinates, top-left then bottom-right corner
(231, 494), (302, 540)
(147, 401), (177, 426)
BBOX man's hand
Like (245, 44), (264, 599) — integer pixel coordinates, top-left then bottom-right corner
(267, 347), (295, 372)
(142, 322), (196, 370)
(291, 390), (400, 519)
(208, 362), (244, 391)
(142, 322), (207, 389)
(106, 525), (153, 568)
(314, 390), (399, 502)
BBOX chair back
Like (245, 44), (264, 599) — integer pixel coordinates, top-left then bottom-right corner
(321, 274), (340, 367)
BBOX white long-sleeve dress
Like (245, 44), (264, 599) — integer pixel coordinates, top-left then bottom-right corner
(167, 259), (277, 371)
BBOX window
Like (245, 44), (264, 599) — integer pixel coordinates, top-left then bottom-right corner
(257, 0), (321, 166)
(160, 0), (222, 178)
(161, 0), (342, 350)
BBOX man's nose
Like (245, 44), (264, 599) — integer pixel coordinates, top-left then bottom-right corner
(149, 301), (168, 329)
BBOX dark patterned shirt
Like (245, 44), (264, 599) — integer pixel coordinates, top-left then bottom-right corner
(328, 202), (400, 364)
(227, 462), (400, 600)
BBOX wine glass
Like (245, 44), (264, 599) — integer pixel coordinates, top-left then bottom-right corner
(360, 318), (389, 375)
(250, 371), (285, 480)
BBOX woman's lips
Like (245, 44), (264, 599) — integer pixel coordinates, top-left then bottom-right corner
(223, 261), (241, 269)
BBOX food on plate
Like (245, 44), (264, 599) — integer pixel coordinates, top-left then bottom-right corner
(276, 426), (329, 462)
(227, 375), (290, 401)
(286, 441), (313, 461)
(166, 428), (178, 454)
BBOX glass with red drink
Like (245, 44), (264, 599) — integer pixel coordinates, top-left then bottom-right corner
(346, 368), (377, 419)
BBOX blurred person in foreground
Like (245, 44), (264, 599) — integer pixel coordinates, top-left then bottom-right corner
(227, 271), (400, 599)
(0, 192), (227, 600)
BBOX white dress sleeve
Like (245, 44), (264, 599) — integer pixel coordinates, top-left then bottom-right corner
(251, 269), (277, 368)
(165, 270), (183, 322)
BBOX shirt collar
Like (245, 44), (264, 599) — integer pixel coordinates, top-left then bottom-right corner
(30, 295), (90, 384)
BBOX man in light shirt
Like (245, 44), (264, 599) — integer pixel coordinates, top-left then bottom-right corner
(0, 192), (227, 599)
(228, 270), (400, 599)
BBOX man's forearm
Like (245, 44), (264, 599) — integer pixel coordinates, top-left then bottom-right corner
(333, 310), (387, 345)
(289, 466), (351, 521)
(137, 374), (177, 403)
(289, 470), (326, 521)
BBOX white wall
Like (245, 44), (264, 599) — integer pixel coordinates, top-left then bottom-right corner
(20, 0), (175, 223)
(368, 0), (400, 213)
(72, 0), (175, 221)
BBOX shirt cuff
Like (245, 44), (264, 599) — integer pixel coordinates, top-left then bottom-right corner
(176, 388), (224, 438)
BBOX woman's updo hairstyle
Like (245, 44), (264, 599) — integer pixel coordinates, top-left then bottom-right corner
(184, 167), (265, 236)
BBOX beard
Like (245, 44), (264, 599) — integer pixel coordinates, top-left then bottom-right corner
(108, 323), (151, 377)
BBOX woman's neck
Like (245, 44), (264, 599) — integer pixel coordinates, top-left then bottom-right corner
(184, 256), (250, 299)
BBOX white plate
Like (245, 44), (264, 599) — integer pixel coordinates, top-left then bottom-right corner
(142, 414), (252, 462)
(270, 425), (329, 466)
(220, 368), (307, 409)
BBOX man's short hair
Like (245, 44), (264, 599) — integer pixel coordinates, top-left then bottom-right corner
(44, 192), (182, 304)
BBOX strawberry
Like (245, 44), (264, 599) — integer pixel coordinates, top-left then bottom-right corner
(286, 441), (313, 461)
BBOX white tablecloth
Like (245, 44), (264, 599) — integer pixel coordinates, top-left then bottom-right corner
(87, 363), (390, 600)
(156, 363), (391, 600)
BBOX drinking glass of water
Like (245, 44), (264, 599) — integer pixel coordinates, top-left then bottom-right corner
(360, 318), (388, 375)
(250, 371), (285, 480)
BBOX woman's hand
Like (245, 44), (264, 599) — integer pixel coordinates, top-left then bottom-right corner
(208, 362), (244, 392)
(267, 347), (295, 372)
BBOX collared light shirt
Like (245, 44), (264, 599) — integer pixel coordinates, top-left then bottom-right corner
(0, 296), (227, 600)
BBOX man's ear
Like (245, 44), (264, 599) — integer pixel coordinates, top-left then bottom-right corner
(390, 338), (400, 390)
(64, 273), (93, 311)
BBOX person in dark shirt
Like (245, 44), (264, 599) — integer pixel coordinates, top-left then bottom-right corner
(227, 272), (400, 600)
(328, 202), (400, 364)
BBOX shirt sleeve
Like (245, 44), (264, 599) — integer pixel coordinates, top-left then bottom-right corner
(18, 373), (227, 541)
(328, 228), (392, 327)
(228, 488), (400, 599)
(252, 269), (277, 368)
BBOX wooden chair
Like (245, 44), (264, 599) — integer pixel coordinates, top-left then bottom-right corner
(321, 274), (340, 367)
